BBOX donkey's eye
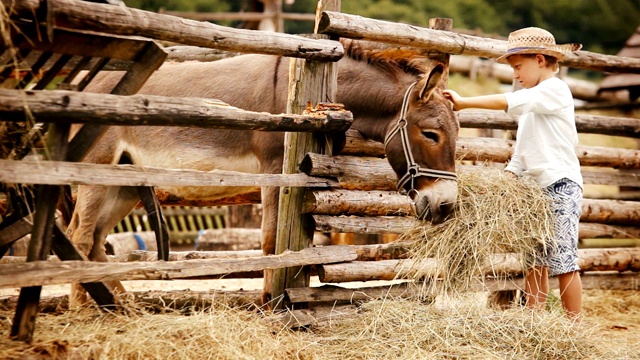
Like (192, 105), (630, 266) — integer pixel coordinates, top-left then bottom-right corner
(422, 131), (439, 143)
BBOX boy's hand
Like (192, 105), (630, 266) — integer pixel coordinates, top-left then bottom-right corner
(442, 89), (463, 111)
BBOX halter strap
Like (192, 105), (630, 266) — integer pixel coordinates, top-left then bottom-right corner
(384, 82), (457, 192)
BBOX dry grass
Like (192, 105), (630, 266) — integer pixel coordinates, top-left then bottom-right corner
(400, 168), (554, 294)
(1, 290), (637, 359)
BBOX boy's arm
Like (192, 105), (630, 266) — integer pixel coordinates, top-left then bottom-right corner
(443, 90), (508, 111)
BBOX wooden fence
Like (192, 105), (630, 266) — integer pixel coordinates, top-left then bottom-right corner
(1, 0), (639, 329)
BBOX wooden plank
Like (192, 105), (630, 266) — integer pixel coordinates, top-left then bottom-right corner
(0, 159), (339, 188)
(0, 216), (33, 248)
(305, 190), (640, 226)
(5, 0), (343, 61)
(317, 11), (640, 74)
(0, 246), (358, 289)
(0, 89), (353, 132)
(271, 1), (341, 309)
(301, 153), (640, 188)
(456, 111), (640, 138)
(14, 26), (156, 62)
(313, 209), (640, 235)
(10, 122), (69, 342)
(318, 248), (640, 283)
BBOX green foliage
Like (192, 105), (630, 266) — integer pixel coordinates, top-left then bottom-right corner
(122, 0), (640, 55)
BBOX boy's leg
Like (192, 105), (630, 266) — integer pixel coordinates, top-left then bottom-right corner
(558, 270), (582, 319)
(524, 266), (548, 310)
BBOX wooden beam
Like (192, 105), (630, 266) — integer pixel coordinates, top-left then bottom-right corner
(271, 0), (341, 309)
(456, 111), (640, 138)
(302, 152), (640, 189)
(317, 248), (640, 283)
(0, 246), (358, 289)
(0, 89), (353, 132)
(3, 0), (343, 61)
(318, 11), (640, 74)
(311, 195), (640, 230)
(0, 159), (339, 188)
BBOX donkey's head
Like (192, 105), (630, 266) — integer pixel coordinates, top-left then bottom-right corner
(384, 63), (458, 223)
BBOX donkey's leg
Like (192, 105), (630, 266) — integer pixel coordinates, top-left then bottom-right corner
(260, 185), (280, 306)
(67, 185), (140, 306)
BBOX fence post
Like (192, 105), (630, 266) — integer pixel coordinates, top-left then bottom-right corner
(269, 0), (340, 309)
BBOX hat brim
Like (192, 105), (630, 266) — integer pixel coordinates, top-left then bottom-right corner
(496, 43), (582, 64)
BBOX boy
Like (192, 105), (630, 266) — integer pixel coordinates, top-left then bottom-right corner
(443, 27), (584, 319)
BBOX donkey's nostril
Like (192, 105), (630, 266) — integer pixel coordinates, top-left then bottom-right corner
(439, 202), (455, 218)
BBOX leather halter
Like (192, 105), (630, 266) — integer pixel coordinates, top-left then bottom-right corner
(383, 82), (458, 194)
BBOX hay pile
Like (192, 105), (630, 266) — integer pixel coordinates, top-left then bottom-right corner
(1, 293), (634, 359)
(400, 168), (555, 293)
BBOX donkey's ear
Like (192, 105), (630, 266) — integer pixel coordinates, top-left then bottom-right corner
(418, 63), (444, 101)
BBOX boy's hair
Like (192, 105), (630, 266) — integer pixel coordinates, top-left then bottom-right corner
(520, 53), (560, 72)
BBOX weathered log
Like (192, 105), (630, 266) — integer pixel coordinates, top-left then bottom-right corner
(458, 137), (640, 168)
(164, 46), (240, 62)
(579, 223), (640, 240)
(313, 214), (415, 234)
(303, 190), (409, 216)
(3, 0), (343, 61)
(308, 190), (640, 227)
(300, 153), (396, 190)
(0, 246), (357, 289)
(122, 250), (264, 262)
(1, 242), (412, 265)
(455, 111), (640, 138)
(0, 159), (339, 188)
(318, 247), (640, 283)
(318, 11), (640, 74)
(0, 89), (353, 132)
(581, 199), (640, 226)
(302, 152), (640, 188)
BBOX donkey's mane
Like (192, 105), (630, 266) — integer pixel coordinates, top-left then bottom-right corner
(341, 38), (429, 76)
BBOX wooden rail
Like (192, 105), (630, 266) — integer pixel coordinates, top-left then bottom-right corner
(3, 0), (343, 61)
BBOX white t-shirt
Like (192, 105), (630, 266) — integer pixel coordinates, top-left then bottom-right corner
(503, 77), (583, 188)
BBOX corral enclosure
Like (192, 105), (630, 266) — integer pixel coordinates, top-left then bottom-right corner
(0, 0), (639, 357)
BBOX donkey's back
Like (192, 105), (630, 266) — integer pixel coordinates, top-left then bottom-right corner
(81, 55), (291, 199)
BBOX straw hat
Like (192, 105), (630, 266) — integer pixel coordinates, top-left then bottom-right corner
(496, 27), (582, 64)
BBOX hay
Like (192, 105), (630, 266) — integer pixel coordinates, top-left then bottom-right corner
(1, 293), (634, 360)
(310, 296), (625, 360)
(400, 168), (555, 293)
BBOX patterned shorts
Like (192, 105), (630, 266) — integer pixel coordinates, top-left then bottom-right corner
(534, 178), (583, 276)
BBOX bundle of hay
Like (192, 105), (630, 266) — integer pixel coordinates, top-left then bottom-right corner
(399, 167), (555, 294)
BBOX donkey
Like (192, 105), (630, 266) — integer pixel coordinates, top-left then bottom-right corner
(67, 42), (459, 305)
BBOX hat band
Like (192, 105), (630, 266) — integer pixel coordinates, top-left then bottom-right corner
(506, 46), (548, 54)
